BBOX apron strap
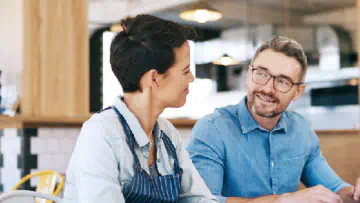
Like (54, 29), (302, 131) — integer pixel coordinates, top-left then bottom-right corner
(161, 131), (182, 174)
(111, 106), (142, 168)
(112, 105), (182, 175)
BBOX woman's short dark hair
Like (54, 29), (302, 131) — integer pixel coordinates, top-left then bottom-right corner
(110, 14), (197, 93)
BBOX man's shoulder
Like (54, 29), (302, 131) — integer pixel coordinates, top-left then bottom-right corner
(194, 104), (240, 133)
(284, 110), (311, 127)
(283, 111), (317, 140)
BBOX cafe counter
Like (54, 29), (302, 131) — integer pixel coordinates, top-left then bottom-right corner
(0, 116), (359, 192)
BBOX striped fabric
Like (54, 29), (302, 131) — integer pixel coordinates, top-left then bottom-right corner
(112, 106), (183, 203)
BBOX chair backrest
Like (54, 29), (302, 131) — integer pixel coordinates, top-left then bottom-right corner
(0, 190), (62, 203)
(12, 170), (65, 203)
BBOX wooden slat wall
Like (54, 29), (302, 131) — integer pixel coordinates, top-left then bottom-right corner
(317, 131), (360, 186)
(22, 0), (89, 117)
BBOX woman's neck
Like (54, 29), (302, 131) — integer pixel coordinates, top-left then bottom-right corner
(123, 92), (164, 137)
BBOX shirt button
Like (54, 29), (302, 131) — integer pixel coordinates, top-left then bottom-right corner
(157, 159), (160, 163)
(271, 161), (275, 167)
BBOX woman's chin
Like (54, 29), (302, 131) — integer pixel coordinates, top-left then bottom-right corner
(169, 99), (187, 109)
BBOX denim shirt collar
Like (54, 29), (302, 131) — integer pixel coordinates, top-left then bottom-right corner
(113, 96), (161, 148)
(237, 96), (287, 134)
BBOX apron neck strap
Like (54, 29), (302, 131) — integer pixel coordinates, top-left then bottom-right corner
(112, 106), (182, 174)
(112, 106), (142, 168)
(161, 131), (182, 174)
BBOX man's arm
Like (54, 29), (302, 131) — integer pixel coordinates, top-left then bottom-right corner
(186, 118), (229, 203)
(169, 122), (219, 203)
(301, 130), (352, 191)
(225, 185), (344, 203)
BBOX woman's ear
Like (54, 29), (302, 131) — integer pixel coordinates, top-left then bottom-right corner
(139, 69), (158, 91)
(147, 69), (159, 88)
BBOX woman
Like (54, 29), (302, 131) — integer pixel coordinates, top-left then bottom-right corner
(63, 14), (218, 203)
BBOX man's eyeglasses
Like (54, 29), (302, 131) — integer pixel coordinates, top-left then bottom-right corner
(249, 65), (303, 93)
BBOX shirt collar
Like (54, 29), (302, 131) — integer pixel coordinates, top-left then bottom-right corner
(273, 112), (288, 133)
(113, 96), (161, 148)
(237, 96), (287, 134)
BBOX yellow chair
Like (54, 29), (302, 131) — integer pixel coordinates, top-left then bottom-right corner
(12, 170), (65, 203)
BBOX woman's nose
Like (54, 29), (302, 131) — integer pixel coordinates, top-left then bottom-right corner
(189, 72), (195, 83)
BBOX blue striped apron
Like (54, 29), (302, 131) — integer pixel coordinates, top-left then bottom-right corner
(112, 106), (183, 203)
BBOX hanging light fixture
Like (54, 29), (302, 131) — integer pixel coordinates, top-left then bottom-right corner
(180, 1), (222, 24)
(213, 54), (239, 66)
(211, 0), (239, 66)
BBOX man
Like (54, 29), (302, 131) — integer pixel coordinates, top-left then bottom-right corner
(187, 36), (360, 203)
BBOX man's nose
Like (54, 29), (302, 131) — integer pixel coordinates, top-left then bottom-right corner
(262, 77), (276, 94)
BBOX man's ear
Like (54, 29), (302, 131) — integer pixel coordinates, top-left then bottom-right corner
(292, 83), (306, 101)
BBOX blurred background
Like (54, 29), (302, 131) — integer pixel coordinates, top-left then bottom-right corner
(0, 0), (359, 196)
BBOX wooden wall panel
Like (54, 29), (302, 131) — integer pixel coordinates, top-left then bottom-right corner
(297, 130), (360, 189)
(317, 131), (360, 186)
(23, 0), (41, 116)
(23, 0), (89, 117)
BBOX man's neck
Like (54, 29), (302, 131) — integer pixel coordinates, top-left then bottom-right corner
(123, 92), (164, 137)
(246, 100), (282, 131)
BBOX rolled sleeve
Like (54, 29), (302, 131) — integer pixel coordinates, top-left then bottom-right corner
(301, 130), (352, 193)
(170, 124), (219, 203)
(75, 121), (124, 203)
(187, 118), (227, 203)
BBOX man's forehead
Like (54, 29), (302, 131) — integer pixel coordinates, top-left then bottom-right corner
(253, 49), (302, 80)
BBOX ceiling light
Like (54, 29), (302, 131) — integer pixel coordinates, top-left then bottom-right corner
(180, 1), (222, 24)
(213, 54), (239, 66)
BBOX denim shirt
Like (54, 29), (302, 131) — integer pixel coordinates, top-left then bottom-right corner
(63, 97), (218, 203)
(187, 96), (351, 203)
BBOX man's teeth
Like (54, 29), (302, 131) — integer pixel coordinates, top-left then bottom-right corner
(258, 94), (275, 103)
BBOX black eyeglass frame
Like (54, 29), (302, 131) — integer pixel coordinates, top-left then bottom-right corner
(249, 65), (304, 93)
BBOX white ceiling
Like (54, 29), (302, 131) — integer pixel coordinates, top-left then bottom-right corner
(88, 0), (356, 29)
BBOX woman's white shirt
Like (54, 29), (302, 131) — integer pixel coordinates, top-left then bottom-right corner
(62, 97), (218, 203)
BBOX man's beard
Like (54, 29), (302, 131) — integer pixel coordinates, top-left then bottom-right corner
(248, 91), (283, 118)
(250, 104), (282, 118)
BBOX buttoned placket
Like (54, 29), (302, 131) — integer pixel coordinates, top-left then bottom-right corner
(269, 131), (277, 195)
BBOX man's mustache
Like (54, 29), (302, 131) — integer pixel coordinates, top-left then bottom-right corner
(252, 91), (279, 103)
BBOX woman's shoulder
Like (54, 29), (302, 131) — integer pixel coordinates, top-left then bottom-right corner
(81, 109), (125, 140)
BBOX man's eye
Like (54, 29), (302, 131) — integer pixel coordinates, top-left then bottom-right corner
(278, 79), (290, 85)
(257, 72), (267, 77)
